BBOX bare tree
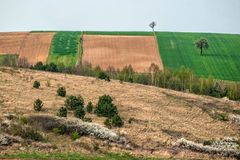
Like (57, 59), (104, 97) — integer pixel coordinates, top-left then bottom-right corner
(149, 21), (157, 33)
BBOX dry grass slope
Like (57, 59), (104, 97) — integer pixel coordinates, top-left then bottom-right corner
(0, 67), (239, 159)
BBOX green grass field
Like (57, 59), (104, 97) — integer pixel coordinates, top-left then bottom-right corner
(47, 31), (82, 67)
(157, 32), (240, 81)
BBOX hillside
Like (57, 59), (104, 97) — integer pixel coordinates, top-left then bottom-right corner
(0, 67), (239, 159)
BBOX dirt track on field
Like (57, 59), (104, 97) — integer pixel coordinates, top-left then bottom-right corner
(82, 35), (163, 72)
(18, 33), (55, 64)
(0, 32), (29, 55)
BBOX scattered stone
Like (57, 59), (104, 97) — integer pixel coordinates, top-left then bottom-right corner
(0, 134), (22, 146)
(222, 97), (230, 102)
(28, 114), (128, 144)
(229, 114), (240, 125)
(175, 138), (240, 158)
(3, 112), (17, 120)
(32, 142), (53, 149)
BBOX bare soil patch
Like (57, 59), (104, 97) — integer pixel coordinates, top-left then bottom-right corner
(82, 35), (163, 72)
(0, 32), (29, 55)
(18, 33), (55, 64)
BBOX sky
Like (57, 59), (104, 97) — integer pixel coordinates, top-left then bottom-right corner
(0, 0), (240, 34)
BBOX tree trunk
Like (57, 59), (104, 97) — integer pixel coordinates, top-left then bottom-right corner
(200, 47), (203, 56)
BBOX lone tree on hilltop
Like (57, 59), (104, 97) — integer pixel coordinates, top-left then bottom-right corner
(195, 38), (209, 56)
(149, 21), (157, 34)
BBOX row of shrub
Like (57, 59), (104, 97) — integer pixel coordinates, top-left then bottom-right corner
(2, 58), (240, 101)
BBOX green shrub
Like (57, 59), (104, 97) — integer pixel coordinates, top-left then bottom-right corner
(94, 95), (118, 117)
(20, 116), (28, 124)
(57, 87), (66, 97)
(33, 61), (46, 70)
(46, 63), (58, 72)
(104, 118), (112, 129)
(34, 99), (43, 111)
(98, 71), (110, 81)
(33, 81), (40, 89)
(65, 95), (84, 110)
(86, 102), (93, 113)
(52, 126), (67, 135)
(57, 107), (67, 117)
(71, 132), (80, 141)
(52, 128), (62, 135)
(217, 113), (228, 121)
(111, 114), (124, 127)
(74, 107), (85, 119)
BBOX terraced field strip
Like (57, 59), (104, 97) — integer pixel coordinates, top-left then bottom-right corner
(18, 32), (55, 65)
(0, 32), (29, 55)
(47, 31), (82, 67)
(82, 35), (163, 72)
(157, 32), (240, 81)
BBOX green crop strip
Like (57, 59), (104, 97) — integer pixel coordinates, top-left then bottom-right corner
(156, 32), (240, 81)
(47, 31), (82, 67)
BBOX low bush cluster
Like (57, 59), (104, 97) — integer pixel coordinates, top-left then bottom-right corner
(34, 99), (43, 111)
(65, 95), (84, 110)
(94, 95), (124, 128)
(57, 87), (66, 97)
(57, 107), (67, 117)
(33, 81), (40, 89)
(94, 95), (118, 117)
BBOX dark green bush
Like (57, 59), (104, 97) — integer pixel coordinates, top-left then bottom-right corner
(46, 63), (58, 72)
(65, 95), (84, 110)
(33, 81), (40, 89)
(57, 107), (67, 117)
(86, 102), (93, 113)
(98, 71), (110, 81)
(74, 107), (85, 119)
(111, 114), (124, 127)
(94, 95), (118, 117)
(104, 118), (112, 129)
(57, 87), (66, 97)
(34, 99), (43, 111)
(33, 62), (46, 70)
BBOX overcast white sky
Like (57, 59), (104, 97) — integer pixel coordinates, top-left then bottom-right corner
(0, 0), (240, 34)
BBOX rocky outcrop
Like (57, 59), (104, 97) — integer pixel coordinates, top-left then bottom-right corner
(175, 138), (240, 158)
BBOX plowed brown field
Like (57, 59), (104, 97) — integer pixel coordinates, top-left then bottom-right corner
(0, 32), (29, 55)
(82, 35), (163, 72)
(18, 33), (55, 64)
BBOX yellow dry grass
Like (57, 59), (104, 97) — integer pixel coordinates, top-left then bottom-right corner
(0, 67), (239, 159)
